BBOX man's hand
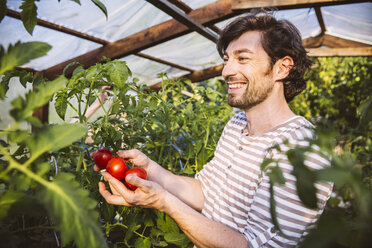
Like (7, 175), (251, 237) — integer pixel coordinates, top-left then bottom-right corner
(116, 149), (152, 171)
(99, 171), (167, 211)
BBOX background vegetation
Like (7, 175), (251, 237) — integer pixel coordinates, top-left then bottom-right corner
(0, 2), (371, 246)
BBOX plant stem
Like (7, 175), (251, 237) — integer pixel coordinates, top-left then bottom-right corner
(0, 122), (20, 137)
(76, 137), (86, 171)
(111, 222), (146, 239)
(82, 77), (96, 119)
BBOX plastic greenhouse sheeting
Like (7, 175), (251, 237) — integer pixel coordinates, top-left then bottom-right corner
(1, 0), (372, 85)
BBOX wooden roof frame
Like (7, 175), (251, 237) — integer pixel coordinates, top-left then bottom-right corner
(6, 0), (372, 87)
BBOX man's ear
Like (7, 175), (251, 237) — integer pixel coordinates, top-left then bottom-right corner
(274, 56), (294, 81)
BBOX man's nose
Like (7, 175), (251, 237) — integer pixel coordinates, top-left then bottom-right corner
(222, 60), (237, 80)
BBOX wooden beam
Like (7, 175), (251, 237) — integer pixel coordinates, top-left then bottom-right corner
(303, 34), (324, 48)
(302, 34), (370, 48)
(166, 0), (222, 34)
(167, 0), (193, 13)
(183, 64), (224, 82)
(6, 9), (109, 45)
(323, 34), (371, 48)
(145, 0), (219, 43)
(314, 7), (326, 35)
(43, 0), (234, 80)
(136, 52), (194, 72)
(308, 47), (372, 56)
(232, 0), (370, 10)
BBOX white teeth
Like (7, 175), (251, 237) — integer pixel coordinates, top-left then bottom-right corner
(229, 83), (245, 89)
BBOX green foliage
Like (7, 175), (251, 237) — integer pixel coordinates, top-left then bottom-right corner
(290, 57), (372, 133)
(91, 0), (108, 19)
(271, 56), (372, 247)
(0, 41), (51, 75)
(10, 75), (67, 122)
(0, 41), (105, 247)
(38, 172), (107, 248)
(20, 0), (38, 35)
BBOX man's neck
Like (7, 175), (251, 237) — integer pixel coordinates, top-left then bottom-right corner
(243, 90), (295, 137)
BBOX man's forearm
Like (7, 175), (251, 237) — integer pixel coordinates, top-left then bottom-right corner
(162, 190), (248, 248)
(147, 160), (205, 211)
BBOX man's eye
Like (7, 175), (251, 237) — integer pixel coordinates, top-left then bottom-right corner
(238, 57), (249, 62)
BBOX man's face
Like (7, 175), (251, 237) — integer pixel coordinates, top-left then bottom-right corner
(222, 31), (275, 110)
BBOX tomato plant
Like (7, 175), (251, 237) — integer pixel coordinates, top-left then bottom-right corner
(106, 157), (127, 180)
(92, 148), (114, 169)
(124, 168), (147, 190)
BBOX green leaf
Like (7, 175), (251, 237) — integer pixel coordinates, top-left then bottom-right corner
(268, 183), (283, 234)
(0, 70), (19, 100)
(70, 0), (81, 4)
(124, 223), (141, 242)
(156, 212), (179, 233)
(134, 237), (152, 248)
(26, 123), (87, 159)
(0, 190), (46, 219)
(62, 61), (82, 76)
(37, 172), (107, 248)
(55, 91), (68, 120)
(316, 167), (352, 185)
(10, 75), (66, 121)
(0, 0), (6, 23)
(267, 165), (285, 185)
(106, 60), (131, 89)
(0, 41), (51, 75)
(20, 0), (37, 35)
(164, 232), (190, 246)
(288, 149), (318, 209)
(91, 0), (108, 19)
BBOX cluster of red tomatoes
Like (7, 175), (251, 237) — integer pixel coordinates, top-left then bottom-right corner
(91, 148), (147, 190)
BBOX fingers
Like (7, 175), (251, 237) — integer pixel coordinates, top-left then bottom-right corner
(116, 149), (142, 160)
(98, 182), (131, 206)
(102, 86), (113, 91)
(101, 172), (134, 198)
(93, 164), (100, 172)
(117, 149), (150, 169)
(125, 174), (151, 192)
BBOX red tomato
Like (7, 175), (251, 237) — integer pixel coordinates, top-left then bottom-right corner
(106, 157), (128, 180)
(124, 168), (147, 190)
(92, 148), (114, 169)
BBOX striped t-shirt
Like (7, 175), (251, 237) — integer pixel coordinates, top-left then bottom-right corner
(195, 111), (333, 247)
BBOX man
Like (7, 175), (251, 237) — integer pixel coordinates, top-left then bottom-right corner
(97, 12), (333, 247)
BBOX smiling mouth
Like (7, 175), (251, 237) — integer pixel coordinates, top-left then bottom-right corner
(228, 82), (246, 89)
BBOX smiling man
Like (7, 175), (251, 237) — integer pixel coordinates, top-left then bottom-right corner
(98, 11), (333, 248)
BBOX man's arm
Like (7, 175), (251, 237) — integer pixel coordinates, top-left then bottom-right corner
(99, 171), (248, 248)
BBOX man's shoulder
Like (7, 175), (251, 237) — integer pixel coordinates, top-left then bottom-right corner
(269, 116), (315, 142)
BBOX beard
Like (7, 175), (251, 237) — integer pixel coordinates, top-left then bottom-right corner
(227, 81), (273, 109)
(227, 68), (274, 110)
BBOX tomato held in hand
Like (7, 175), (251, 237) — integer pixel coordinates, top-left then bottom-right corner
(92, 148), (114, 169)
(124, 168), (147, 190)
(106, 157), (127, 180)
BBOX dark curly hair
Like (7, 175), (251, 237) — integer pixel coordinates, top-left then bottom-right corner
(217, 11), (312, 102)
